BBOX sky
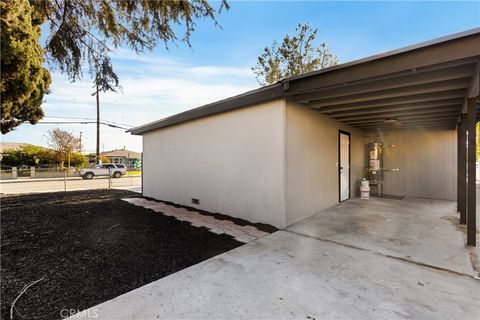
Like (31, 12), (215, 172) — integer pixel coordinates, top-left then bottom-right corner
(2, 1), (479, 153)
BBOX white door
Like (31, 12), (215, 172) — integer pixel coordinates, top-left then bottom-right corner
(339, 131), (350, 201)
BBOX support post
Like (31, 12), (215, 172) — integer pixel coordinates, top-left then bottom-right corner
(466, 97), (476, 246)
(457, 121), (461, 212)
(64, 169), (67, 192)
(458, 114), (467, 224)
(67, 153), (71, 177)
(108, 168), (112, 189)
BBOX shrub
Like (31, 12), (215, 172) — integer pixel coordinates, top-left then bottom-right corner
(68, 152), (88, 168)
(1, 145), (55, 166)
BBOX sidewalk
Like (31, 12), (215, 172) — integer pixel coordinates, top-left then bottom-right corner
(0, 174), (141, 184)
(1, 176), (84, 183)
(0, 176), (141, 195)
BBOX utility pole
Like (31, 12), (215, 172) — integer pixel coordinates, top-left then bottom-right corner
(96, 82), (100, 164)
(79, 131), (83, 153)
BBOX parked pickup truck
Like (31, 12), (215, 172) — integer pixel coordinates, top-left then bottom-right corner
(80, 163), (127, 180)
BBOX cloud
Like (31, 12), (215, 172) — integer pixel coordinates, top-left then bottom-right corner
(111, 50), (254, 82)
(11, 49), (259, 152)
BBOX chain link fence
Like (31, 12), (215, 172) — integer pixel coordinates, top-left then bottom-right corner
(0, 167), (76, 180)
(0, 167), (141, 195)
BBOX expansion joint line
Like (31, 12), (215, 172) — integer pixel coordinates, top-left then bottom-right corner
(284, 230), (479, 280)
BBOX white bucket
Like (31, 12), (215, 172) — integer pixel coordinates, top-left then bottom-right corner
(361, 180), (369, 188)
(360, 186), (370, 199)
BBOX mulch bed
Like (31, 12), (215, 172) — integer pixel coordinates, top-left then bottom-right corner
(1, 190), (242, 320)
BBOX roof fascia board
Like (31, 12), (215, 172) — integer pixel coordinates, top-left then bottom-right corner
(286, 31), (480, 93)
(285, 28), (480, 84)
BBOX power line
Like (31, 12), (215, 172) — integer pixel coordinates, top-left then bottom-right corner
(43, 115), (134, 127)
(43, 115), (134, 128)
(43, 115), (95, 121)
(33, 121), (131, 130)
(36, 121), (94, 124)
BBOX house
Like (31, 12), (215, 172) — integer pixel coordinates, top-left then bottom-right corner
(130, 29), (479, 245)
(86, 148), (142, 169)
(100, 149), (142, 168)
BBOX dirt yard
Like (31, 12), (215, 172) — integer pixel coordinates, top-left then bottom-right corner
(1, 190), (242, 320)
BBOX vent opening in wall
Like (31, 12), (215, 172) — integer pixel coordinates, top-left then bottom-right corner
(191, 198), (200, 205)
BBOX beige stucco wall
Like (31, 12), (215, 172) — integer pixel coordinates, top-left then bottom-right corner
(142, 98), (458, 229)
(142, 99), (287, 228)
(367, 128), (457, 200)
(285, 101), (365, 226)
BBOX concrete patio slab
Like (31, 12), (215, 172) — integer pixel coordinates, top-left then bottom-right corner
(69, 230), (480, 320)
(288, 196), (476, 276)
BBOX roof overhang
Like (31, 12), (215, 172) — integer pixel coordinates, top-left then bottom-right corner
(284, 28), (480, 132)
(130, 28), (480, 135)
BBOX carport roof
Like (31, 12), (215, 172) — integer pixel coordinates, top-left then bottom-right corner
(130, 28), (480, 135)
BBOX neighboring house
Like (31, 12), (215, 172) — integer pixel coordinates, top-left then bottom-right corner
(130, 29), (479, 245)
(87, 148), (142, 169)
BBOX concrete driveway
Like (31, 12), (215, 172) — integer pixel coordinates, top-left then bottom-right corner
(71, 196), (480, 320)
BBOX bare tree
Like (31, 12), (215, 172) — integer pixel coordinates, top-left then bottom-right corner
(46, 128), (80, 167)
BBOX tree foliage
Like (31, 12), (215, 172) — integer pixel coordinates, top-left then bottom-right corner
(1, 0), (228, 134)
(46, 128), (80, 166)
(252, 23), (339, 86)
(1, 145), (55, 166)
(1, 144), (87, 167)
(69, 152), (88, 167)
(99, 155), (111, 164)
(33, 0), (229, 92)
(1, 0), (52, 134)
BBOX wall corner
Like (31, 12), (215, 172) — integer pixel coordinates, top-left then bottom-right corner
(281, 98), (288, 229)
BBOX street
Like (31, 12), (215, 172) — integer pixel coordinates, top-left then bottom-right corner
(0, 176), (141, 195)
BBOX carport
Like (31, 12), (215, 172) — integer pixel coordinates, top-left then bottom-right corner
(132, 29), (479, 246)
(280, 29), (480, 246)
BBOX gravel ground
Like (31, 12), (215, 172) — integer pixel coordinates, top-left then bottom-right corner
(1, 190), (242, 320)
